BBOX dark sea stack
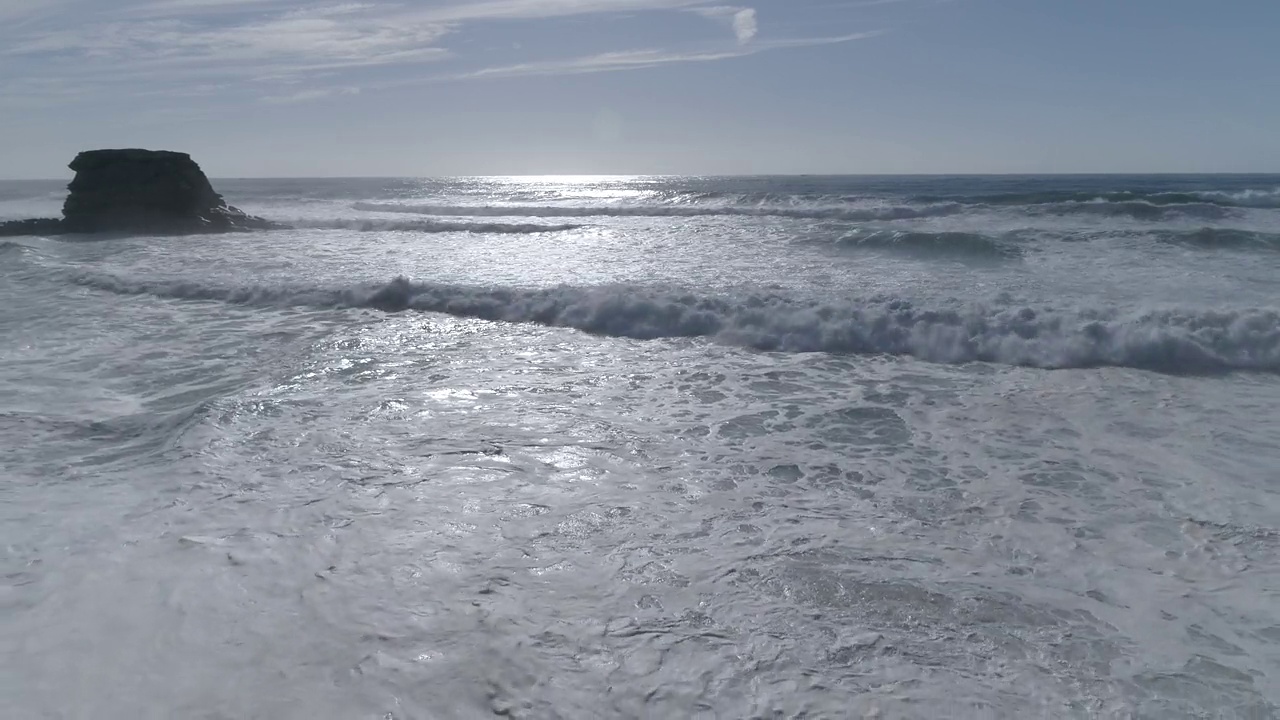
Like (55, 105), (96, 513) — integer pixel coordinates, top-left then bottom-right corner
(2, 149), (279, 237)
(61, 149), (275, 234)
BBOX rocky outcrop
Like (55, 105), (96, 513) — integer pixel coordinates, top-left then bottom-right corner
(61, 149), (274, 233)
(0, 149), (278, 237)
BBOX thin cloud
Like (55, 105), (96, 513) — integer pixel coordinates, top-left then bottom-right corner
(0, 74), (88, 110)
(408, 0), (708, 23)
(461, 31), (883, 79)
(129, 0), (708, 21)
(8, 8), (451, 72)
(0, 0), (69, 27)
(691, 6), (758, 45)
(3, 0), (887, 108)
(0, 0), (52, 17)
(262, 86), (360, 104)
(125, 0), (297, 16)
(9, 0), (711, 75)
(810, 0), (916, 7)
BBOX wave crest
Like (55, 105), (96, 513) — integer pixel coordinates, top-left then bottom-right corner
(914, 189), (1280, 209)
(70, 272), (1280, 374)
(832, 230), (1022, 260)
(1025, 201), (1234, 221)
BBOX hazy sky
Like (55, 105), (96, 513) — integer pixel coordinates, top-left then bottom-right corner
(2, 0), (1278, 177)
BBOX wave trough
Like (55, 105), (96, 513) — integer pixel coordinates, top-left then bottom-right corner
(1153, 228), (1280, 250)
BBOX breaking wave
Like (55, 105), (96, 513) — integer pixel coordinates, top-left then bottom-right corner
(352, 201), (965, 222)
(1024, 201), (1235, 221)
(70, 272), (1280, 374)
(288, 218), (585, 234)
(1185, 187), (1280, 208)
(830, 230), (1023, 260)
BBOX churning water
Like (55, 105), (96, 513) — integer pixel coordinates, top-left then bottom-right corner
(3, 175), (1280, 718)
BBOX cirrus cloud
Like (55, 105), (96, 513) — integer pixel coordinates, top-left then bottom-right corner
(0, 0), (885, 107)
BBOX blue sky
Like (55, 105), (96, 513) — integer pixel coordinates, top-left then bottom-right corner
(1, 0), (1277, 177)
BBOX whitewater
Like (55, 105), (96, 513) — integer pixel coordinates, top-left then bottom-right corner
(3, 174), (1280, 718)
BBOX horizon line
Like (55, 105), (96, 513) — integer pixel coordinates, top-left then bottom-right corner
(5, 171), (1280, 182)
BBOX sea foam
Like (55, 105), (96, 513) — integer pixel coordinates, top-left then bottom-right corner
(70, 272), (1280, 374)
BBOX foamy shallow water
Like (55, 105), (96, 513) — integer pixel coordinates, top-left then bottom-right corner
(3, 175), (1280, 718)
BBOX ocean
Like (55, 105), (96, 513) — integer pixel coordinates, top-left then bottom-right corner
(2, 174), (1279, 718)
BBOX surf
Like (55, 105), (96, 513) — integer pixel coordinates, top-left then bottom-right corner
(68, 271), (1280, 375)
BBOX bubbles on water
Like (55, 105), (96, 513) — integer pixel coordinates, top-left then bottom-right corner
(6, 174), (1280, 717)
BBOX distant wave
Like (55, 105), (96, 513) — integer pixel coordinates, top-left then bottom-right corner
(290, 219), (584, 234)
(830, 230), (1022, 260)
(352, 197), (1250, 222)
(913, 188), (1280, 209)
(1024, 201), (1234, 221)
(352, 201), (966, 222)
(1177, 187), (1280, 208)
(70, 272), (1280, 374)
(820, 227), (1280, 254)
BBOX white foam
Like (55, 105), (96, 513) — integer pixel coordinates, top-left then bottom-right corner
(69, 272), (1280, 374)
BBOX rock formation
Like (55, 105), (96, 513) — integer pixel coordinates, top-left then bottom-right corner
(0, 149), (277, 237)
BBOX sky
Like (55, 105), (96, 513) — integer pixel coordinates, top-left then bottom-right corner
(1, 0), (1278, 177)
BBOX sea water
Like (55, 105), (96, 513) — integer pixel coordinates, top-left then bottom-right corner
(2, 175), (1279, 718)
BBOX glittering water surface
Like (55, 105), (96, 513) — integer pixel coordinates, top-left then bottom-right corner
(3, 175), (1280, 719)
